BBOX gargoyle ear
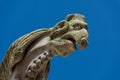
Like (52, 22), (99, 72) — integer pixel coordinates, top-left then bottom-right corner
(55, 20), (68, 28)
(66, 14), (75, 21)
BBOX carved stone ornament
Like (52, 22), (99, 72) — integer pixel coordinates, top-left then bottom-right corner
(0, 14), (89, 80)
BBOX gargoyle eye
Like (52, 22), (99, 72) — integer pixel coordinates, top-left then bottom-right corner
(73, 23), (82, 30)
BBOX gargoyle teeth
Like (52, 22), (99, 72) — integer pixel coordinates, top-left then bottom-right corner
(26, 69), (36, 78)
(40, 54), (47, 63)
(35, 59), (41, 67)
(30, 63), (39, 72)
(26, 51), (57, 79)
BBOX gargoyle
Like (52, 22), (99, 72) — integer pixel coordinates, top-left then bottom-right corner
(0, 14), (88, 80)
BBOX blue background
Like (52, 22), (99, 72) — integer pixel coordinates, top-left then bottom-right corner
(0, 0), (120, 80)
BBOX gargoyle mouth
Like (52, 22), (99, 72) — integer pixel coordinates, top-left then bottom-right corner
(63, 36), (88, 50)
(62, 36), (77, 50)
(61, 29), (88, 50)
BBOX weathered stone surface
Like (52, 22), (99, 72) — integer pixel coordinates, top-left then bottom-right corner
(0, 14), (88, 80)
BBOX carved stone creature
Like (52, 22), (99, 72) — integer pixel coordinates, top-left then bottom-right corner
(0, 14), (88, 80)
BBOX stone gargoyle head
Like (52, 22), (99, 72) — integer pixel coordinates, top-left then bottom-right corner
(49, 14), (88, 56)
(0, 14), (88, 80)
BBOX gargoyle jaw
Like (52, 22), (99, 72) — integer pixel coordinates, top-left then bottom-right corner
(61, 29), (88, 50)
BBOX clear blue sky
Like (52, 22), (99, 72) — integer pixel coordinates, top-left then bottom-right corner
(0, 0), (120, 80)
